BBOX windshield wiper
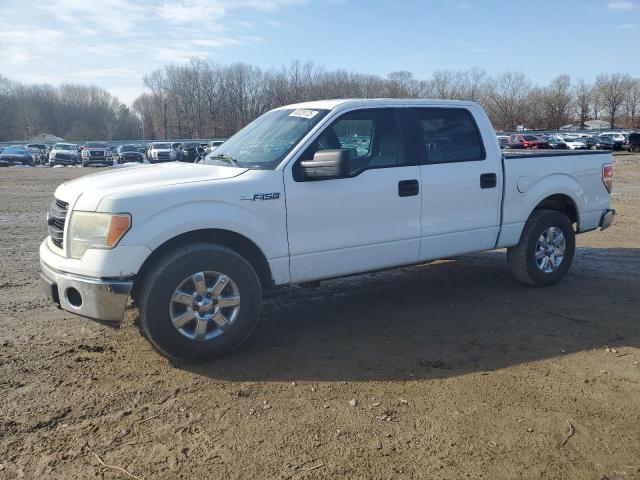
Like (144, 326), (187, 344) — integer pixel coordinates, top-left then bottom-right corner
(209, 153), (239, 166)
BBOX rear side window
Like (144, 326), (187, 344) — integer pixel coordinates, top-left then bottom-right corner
(411, 108), (485, 164)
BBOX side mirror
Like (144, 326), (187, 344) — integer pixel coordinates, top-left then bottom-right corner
(300, 149), (350, 180)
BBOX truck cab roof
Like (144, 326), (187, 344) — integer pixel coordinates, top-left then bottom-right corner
(274, 98), (479, 112)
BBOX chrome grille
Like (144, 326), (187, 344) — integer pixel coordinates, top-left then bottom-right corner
(48, 198), (68, 249)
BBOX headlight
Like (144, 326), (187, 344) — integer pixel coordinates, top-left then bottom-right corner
(68, 211), (131, 259)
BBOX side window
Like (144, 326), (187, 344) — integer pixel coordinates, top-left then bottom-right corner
(411, 108), (484, 164)
(300, 109), (407, 176)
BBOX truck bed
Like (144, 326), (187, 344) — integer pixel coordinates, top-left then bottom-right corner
(497, 149), (613, 248)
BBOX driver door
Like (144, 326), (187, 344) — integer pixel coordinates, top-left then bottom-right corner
(284, 108), (422, 283)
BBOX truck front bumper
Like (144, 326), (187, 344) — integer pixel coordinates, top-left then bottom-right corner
(40, 261), (133, 321)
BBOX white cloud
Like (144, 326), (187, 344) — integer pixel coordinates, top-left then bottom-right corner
(619, 23), (637, 29)
(0, 0), (302, 104)
(608, 1), (637, 11)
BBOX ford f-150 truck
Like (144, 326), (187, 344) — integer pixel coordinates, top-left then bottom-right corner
(40, 99), (615, 361)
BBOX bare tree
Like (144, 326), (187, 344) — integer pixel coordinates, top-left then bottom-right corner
(484, 71), (531, 130)
(541, 75), (574, 130)
(623, 78), (640, 128)
(574, 79), (592, 129)
(595, 73), (632, 128)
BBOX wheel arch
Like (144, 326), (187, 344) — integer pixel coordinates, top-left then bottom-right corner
(531, 193), (579, 229)
(132, 229), (274, 301)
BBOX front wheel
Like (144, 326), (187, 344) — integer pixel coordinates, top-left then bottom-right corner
(631, 144), (640, 153)
(507, 210), (575, 287)
(138, 243), (262, 361)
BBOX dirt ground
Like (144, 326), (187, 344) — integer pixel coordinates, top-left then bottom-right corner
(1, 155), (639, 480)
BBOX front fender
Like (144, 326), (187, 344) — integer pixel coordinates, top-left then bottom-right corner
(122, 200), (287, 261)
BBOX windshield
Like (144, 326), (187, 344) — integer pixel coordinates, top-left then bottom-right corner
(523, 135), (539, 141)
(153, 143), (170, 149)
(3, 147), (27, 154)
(86, 142), (108, 148)
(55, 144), (75, 150)
(203, 108), (330, 169)
(120, 145), (137, 152)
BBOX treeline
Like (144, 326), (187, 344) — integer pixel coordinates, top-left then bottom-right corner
(134, 61), (640, 138)
(1, 62), (639, 142)
(0, 75), (140, 141)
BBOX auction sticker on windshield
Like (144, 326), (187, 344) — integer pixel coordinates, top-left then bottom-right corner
(289, 109), (319, 119)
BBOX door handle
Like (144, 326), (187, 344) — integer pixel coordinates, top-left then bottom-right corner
(480, 173), (497, 189)
(398, 179), (419, 197)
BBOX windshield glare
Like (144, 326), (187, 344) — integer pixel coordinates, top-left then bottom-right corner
(55, 144), (75, 150)
(203, 108), (329, 169)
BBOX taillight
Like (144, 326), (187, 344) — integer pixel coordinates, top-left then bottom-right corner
(602, 164), (613, 193)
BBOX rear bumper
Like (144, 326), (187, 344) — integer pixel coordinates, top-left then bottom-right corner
(600, 209), (615, 231)
(40, 260), (133, 321)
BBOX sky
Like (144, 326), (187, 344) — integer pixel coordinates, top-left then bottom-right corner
(0, 0), (638, 105)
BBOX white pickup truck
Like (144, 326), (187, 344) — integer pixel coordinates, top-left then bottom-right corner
(40, 99), (615, 361)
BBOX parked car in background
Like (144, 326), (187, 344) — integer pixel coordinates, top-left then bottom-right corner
(548, 136), (587, 150)
(147, 142), (177, 163)
(498, 137), (510, 149)
(81, 141), (112, 167)
(548, 137), (570, 149)
(181, 142), (204, 162)
(584, 136), (614, 150)
(49, 143), (80, 166)
(206, 140), (225, 153)
(598, 132), (626, 142)
(26, 143), (48, 164)
(0, 145), (34, 166)
(597, 133), (626, 151)
(116, 144), (144, 164)
(508, 134), (550, 149)
(626, 132), (640, 153)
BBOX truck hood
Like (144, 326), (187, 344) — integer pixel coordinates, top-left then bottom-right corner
(55, 162), (248, 211)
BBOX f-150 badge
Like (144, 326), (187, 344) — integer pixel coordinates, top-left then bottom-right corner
(240, 193), (281, 201)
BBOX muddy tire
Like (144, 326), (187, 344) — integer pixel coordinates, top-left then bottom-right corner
(507, 209), (575, 287)
(138, 243), (262, 362)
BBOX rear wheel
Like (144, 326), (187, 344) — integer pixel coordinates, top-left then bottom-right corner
(507, 209), (575, 287)
(590, 145), (598, 151)
(631, 144), (640, 153)
(138, 243), (262, 361)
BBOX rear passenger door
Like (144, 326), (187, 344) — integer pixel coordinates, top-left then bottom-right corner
(405, 107), (502, 261)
